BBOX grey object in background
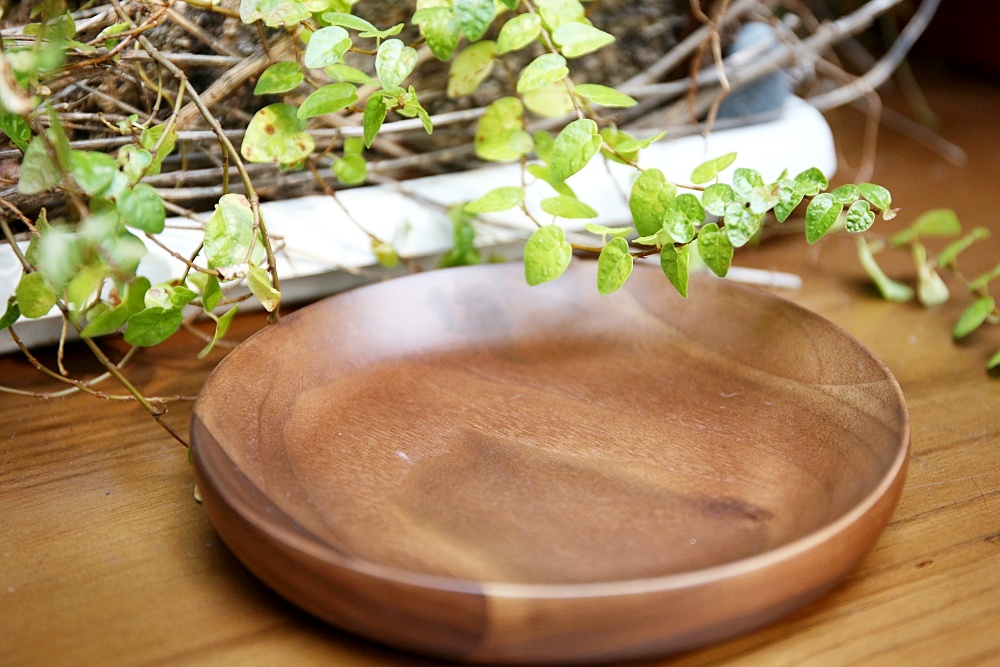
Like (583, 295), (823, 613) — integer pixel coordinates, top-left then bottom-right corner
(718, 22), (793, 121)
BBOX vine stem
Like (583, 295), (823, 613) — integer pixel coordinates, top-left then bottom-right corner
(110, 0), (282, 323)
(0, 218), (190, 445)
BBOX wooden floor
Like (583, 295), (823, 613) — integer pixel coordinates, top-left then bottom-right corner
(2, 60), (999, 665)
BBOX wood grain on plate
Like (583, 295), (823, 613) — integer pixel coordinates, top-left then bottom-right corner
(192, 261), (908, 664)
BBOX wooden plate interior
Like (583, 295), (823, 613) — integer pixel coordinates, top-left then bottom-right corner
(194, 262), (907, 589)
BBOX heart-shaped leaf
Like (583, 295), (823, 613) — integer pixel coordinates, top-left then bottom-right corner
(241, 103), (314, 164)
(524, 224), (572, 286)
(376, 39), (417, 90)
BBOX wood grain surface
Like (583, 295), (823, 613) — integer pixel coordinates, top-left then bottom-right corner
(191, 262), (908, 663)
(3, 64), (999, 666)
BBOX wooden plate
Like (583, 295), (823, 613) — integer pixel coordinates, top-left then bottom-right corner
(191, 261), (909, 664)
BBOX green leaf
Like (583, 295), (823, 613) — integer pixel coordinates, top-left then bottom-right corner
(139, 123), (177, 176)
(247, 264), (281, 312)
(118, 145), (154, 185)
(527, 164), (575, 197)
(598, 127), (637, 164)
(517, 53), (568, 93)
(773, 179), (803, 222)
(953, 296), (995, 339)
(241, 103), (314, 164)
(81, 276), (150, 337)
(938, 227), (990, 268)
(375, 39), (417, 90)
(856, 237), (913, 302)
(204, 194), (255, 269)
(540, 194), (597, 219)
(297, 83), (358, 118)
(613, 130), (666, 155)
(629, 168), (676, 237)
(261, 0), (311, 27)
(45, 111), (71, 171)
(79, 201), (119, 244)
(0, 298), (20, 329)
(805, 193), (843, 244)
(448, 41), (496, 98)
(597, 237), (633, 295)
(969, 262), (1000, 292)
(498, 0), (518, 9)
(731, 167), (764, 203)
(534, 130), (555, 164)
(255, 61), (304, 95)
(198, 305), (239, 359)
(362, 94), (387, 148)
(464, 186), (524, 213)
(124, 307), (183, 347)
(36, 225), (83, 292)
(66, 262), (107, 310)
(634, 230), (671, 248)
(325, 63), (377, 85)
(453, 0), (495, 41)
(989, 348), (1000, 370)
(304, 26), (352, 68)
(891, 208), (961, 247)
(724, 202), (762, 248)
(552, 22), (615, 58)
(747, 184), (779, 216)
(439, 206), (481, 268)
(371, 238), (400, 267)
(830, 184), (860, 205)
(117, 183), (165, 233)
(584, 223), (633, 239)
(701, 183), (735, 217)
(697, 222), (733, 278)
(103, 230), (147, 277)
(343, 136), (364, 155)
(241, 0), (266, 22)
(793, 167), (828, 196)
(659, 243), (690, 297)
(845, 199), (875, 233)
(474, 97), (533, 162)
(663, 193), (704, 244)
(189, 273), (223, 312)
(522, 81), (576, 118)
(690, 152), (737, 185)
(96, 21), (130, 40)
(550, 118), (600, 182)
(497, 12), (541, 54)
(333, 153), (366, 185)
(858, 183), (891, 211)
(414, 7), (461, 60)
(18, 135), (60, 194)
(536, 0), (585, 30)
(524, 224), (572, 286)
(15, 272), (56, 319)
(320, 11), (378, 34)
(0, 111), (31, 151)
(169, 285), (198, 309)
(572, 83), (636, 108)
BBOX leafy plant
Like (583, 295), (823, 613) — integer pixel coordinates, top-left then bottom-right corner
(856, 210), (1000, 369)
(0, 0), (954, 447)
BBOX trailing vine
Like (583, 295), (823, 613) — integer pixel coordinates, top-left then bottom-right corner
(2, 0), (988, 449)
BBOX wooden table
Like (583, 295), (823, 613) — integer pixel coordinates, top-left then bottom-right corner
(3, 66), (998, 666)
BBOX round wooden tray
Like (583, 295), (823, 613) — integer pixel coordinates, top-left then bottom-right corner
(191, 262), (909, 664)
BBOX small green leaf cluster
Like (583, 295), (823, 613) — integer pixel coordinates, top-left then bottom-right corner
(240, 4), (432, 182)
(516, 149), (892, 297)
(2, 111), (263, 356)
(855, 209), (999, 370)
